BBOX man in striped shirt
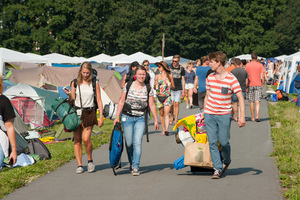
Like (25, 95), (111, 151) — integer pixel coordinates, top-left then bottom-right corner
(200, 51), (245, 179)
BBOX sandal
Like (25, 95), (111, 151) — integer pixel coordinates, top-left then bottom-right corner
(164, 131), (169, 136)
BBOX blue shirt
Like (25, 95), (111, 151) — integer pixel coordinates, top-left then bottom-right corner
(195, 66), (211, 93)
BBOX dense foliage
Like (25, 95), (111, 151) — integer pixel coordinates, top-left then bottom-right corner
(0, 0), (299, 59)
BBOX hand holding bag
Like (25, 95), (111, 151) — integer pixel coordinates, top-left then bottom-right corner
(184, 141), (213, 169)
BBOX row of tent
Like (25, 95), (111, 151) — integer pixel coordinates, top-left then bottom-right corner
(3, 66), (122, 128)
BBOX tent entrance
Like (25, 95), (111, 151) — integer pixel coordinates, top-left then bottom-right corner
(11, 97), (45, 128)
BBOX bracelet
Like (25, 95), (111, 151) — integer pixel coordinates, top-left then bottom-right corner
(115, 116), (120, 119)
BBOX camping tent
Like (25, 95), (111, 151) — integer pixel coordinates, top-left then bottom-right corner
(280, 55), (300, 93)
(0, 47), (48, 75)
(234, 54), (265, 60)
(3, 83), (60, 127)
(7, 67), (45, 88)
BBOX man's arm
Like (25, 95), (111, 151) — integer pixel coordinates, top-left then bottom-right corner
(236, 91), (245, 127)
(5, 119), (17, 165)
(193, 76), (199, 93)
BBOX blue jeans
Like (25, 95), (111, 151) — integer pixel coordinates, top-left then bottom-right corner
(204, 113), (231, 172)
(121, 114), (145, 170)
(0, 144), (4, 171)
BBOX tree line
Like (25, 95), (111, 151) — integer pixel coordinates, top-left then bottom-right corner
(0, 0), (299, 60)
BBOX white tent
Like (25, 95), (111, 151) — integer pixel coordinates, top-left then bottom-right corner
(275, 55), (287, 61)
(89, 53), (112, 63)
(156, 56), (173, 61)
(0, 48), (48, 75)
(113, 52), (160, 66)
(42, 53), (83, 66)
(279, 52), (300, 93)
(234, 54), (265, 60)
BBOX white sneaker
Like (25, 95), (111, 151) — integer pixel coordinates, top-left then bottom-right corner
(87, 162), (95, 173)
(76, 166), (84, 174)
(132, 168), (140, 176)
(186, 105), (190, 109)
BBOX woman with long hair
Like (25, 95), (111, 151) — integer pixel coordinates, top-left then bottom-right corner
(114, 65), (159, 176)
(69, 62), (104, 174)
(154, 61), (175, 136)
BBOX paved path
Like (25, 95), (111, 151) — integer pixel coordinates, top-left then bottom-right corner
(4, 90), (283, 200)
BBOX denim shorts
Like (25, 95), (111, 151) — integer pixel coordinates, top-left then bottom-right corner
(232, 92), (245, 103)
(171, 90), (182, 102)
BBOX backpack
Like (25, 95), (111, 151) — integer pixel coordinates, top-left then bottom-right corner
(71, 71), (98, 110)
(109, 122), (123, 175)
(123, 77), (152, 142)
(27, 138), (52, 160)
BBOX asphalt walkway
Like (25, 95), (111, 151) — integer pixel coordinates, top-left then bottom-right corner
(4, 89), (283, 200)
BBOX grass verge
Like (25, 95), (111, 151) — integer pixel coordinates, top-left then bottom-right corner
(268, 86), (299, 199)
(0, 120), (114, 199)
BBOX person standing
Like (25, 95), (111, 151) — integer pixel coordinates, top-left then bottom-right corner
(200, 51), (245, 179)
(0, 75), (17, 171)
(193, 56), (211, 111)
(231, 58), (249, 121)
(142, 60), (156, 98)
(184, 61), (196, 109)
(121, 61), (139, 89)
(245, 52), (265, 122)
(114, 65), (159, 176)
(69, 62), (104, 174)
(169, 55), (185, 125)
(154, 61), (175, 136)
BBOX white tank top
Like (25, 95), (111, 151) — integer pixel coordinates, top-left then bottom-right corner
(74, 83), (95, 115)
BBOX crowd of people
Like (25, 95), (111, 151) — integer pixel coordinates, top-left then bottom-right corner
(1, 51), (268, 179)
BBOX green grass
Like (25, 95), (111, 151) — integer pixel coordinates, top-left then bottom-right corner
(268, 87), (300, 199)
(0, 120), (114, 199)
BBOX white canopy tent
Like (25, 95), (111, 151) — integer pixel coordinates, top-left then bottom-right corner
(275, 55), (287, 61)
(42, 53), (84, 66)
(234, 54), (265, 60)
(0, 48), (48, 75)
(113, 52), (160, 67)
(89, 53), (112, 63)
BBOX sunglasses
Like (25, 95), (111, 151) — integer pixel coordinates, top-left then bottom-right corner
(173, 60), (178, 63)
(143, 64), (149, 66)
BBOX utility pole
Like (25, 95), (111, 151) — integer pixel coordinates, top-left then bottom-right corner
(162, 34), (165, 60)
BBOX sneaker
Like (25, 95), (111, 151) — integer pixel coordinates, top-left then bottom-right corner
(190, 105), (193, 109)
(186, 105), (190, 109)
(87, 162), (95, 173)
(132, 168), (140, 176)
(211, 170), (221, 179)
(222, 161), (231, 175)
(76, 166), (84, 174)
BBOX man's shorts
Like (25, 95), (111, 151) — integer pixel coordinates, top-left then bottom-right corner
(248, 86), (262, 102)
(232, 92), (245, 103)
(171, 90), (182, 102)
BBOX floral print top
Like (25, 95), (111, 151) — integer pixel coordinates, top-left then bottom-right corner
(122, 82), (153, 116)
(155, 76), (171, 97)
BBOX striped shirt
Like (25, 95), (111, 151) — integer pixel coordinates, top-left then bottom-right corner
(204, 72), (241, 115)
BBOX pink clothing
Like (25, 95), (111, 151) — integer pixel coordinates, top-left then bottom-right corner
(245, 61), (265, 87)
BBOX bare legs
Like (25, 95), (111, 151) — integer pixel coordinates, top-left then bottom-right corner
(159, 106), (171, 135)
(73, 125), (93, 166)
(250, 101), (260, 121)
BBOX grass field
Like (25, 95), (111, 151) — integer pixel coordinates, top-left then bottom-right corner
(0, 120), (114, 199)
(268, 86), (300, 199)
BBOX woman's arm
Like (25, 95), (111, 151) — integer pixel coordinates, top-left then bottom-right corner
(113, 91), (126, 125)
(5, 119), (17, 165)
(70, 81), (76, 101)
(96, 82), (104, 127)
(148, 96), (159, 131)
(170, 74), (175, 89)
(121, 74), (127, 89)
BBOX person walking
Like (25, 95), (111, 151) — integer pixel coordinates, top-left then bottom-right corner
(169, 55), (185, 125)
(184, 61), (195, 109)
(193, 56), (211, 111)
(0, 75), (17, 171)
(231, 58), (248, 121)
(154, 61), (175, 136)
(68, 62), (104, 174)
(142, 60), (156, 98)
(121, 61), (139, 89)
(245, 52), (265, 122)
(113, 65), (159, 176)
(200, 51), (245, 179)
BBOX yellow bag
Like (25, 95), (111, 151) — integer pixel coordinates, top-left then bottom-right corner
(195, 132), (207, 144)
